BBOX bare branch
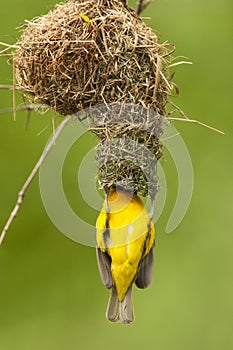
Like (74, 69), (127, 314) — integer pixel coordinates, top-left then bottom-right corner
(136, 0), (151, 16)
(136, 0), (143, 15)
(0, 115), (72, 245)
(0, 104), (48, 114)
(141, 0), (151, 13)
(167, 117), (224, 135)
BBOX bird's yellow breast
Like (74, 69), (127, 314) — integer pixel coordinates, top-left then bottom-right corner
(96, 189), (155, 301)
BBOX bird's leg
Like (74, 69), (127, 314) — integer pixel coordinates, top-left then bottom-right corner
(149, 191), (157, 220)
(103, 185), (110, 214)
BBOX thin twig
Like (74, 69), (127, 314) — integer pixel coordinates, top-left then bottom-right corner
(24, 110), (31, 130)
(168, 99), (189, 119)
(0, 115), (72, 245)
(0, 85), (22, 90)
(13, 61), (17, 121)
(0, 104), (47, 114)
(168, 61), (193, 68)
(136, 0), (143, 15)
(141, 0), (151, 13)
(136, 0), (151, 15)
(0, 41), (19, 49)
(153, 55), (162, 99)
(0, 41), (19, 54)
(167, 117), (224, 135)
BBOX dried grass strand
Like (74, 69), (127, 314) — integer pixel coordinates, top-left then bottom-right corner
(167, 117), (224, 135)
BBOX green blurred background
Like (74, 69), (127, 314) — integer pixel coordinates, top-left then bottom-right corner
(0, 0), (232, 349)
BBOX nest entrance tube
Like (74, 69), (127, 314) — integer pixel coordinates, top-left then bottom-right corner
(86, 103), (164, 197)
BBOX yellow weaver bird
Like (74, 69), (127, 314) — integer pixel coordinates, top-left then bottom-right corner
(96, 186), (155, 324)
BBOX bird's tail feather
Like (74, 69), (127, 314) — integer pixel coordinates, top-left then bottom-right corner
(119, 284), (134, 324)
(106, 285), (119, 322)
(106, 285), (134, 324)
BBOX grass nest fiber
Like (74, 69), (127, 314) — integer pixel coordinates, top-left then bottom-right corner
(13, 0), (177, 196)
(87, 103), (163, 196)
(14, 0), (175, 116)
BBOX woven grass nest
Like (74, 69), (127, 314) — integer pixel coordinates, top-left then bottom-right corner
(14, 0), (175, 116)
(13, 0), (177, 196)
(87, 103), (163, 196)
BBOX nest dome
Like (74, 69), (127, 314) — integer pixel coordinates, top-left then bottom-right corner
(14, 0), (174, 116)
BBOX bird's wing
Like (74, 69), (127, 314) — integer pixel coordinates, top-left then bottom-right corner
(135, 245), (154, 289)
(96, 247), (113, 289)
